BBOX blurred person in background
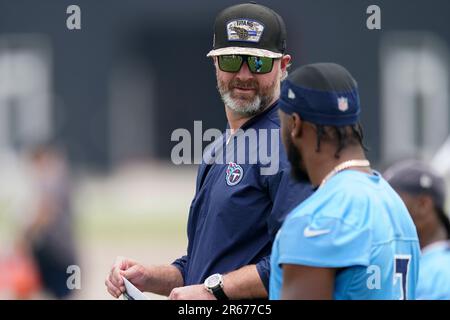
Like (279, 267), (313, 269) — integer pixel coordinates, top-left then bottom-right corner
(106, 2), (313, 300)
(0, 242), (41, 299)
(385, 160), (450, 300)
(21, 143), (78, 299)
(0, 152), (41, 299)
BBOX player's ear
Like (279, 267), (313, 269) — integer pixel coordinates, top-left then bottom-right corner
(280, 54), (291, 73)
(291, 112), (303, 138)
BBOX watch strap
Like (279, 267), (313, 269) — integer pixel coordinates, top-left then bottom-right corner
(211, 285), (229, 300)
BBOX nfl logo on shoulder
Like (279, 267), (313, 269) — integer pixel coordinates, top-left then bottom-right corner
(337, 97), (348, 112)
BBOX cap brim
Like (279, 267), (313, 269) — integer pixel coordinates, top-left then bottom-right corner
(206, 47), (283, 58)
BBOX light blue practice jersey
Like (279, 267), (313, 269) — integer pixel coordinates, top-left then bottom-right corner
(270, 170), (420, 300)
(416, 241), (450, 300)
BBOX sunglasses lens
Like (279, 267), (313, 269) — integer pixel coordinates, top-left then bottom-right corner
(218, 55), (243, 72)
(247, 56), (274, 74)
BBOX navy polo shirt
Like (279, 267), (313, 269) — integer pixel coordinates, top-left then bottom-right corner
(172, 102), (313, 292)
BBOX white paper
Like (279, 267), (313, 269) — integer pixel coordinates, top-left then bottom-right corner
(122, 276), (149, 300)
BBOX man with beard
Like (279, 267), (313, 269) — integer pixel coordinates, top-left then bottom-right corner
(105, 3), (312, 300)
(270, 63), (420, 299)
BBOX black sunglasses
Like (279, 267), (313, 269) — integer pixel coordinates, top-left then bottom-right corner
(218, 55), (275, 74)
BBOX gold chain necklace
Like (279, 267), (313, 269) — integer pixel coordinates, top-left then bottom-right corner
(319, 159), (370, 189)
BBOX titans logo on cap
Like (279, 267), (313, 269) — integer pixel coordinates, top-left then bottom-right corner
(227, 19), (264, 43)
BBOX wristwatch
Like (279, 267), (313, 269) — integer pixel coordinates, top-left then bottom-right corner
(204, 273), (229, 300)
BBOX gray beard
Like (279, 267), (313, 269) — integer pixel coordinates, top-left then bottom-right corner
(219, 88), (276, 117)
(221, 91), (263, 117)
(217, 74), (278, 117)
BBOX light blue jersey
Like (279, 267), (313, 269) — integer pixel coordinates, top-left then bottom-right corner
(416, 241), (450, 300)
(270, 170), (420, 300)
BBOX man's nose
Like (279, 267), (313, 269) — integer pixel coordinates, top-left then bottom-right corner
(235, 60), (254, 81)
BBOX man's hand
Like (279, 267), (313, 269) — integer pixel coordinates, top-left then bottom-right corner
(105, 256), (149, 298)
(168, 284), (216, 300)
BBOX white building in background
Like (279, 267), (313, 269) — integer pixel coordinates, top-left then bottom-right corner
(381, 32), (449, 167)
(0, 35), (53, 151)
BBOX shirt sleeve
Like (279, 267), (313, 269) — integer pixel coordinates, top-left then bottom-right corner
(171, 255), (189, 285)
(255, 255), (271, 292)
(259, 153), (313, 292)
(278, 214), (372, 268)
(170, 163), (204, 285)
(256, 170), (312, 293)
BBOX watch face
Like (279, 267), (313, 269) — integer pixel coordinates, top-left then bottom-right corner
(205, 273), (221, 288)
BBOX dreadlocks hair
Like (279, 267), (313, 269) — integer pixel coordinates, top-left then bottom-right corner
(314, 122), (368, 158)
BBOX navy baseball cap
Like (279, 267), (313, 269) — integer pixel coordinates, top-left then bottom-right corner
(384, 159), (447, 210)
(279, 63), (361, 126)
(207, 2), (287, 58)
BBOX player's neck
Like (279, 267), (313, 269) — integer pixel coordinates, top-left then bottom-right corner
(225, 108), (252, 133)
(225, 97), (277, 133)
(420, 224), (448, 250)
(307, 146), (370, 187)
